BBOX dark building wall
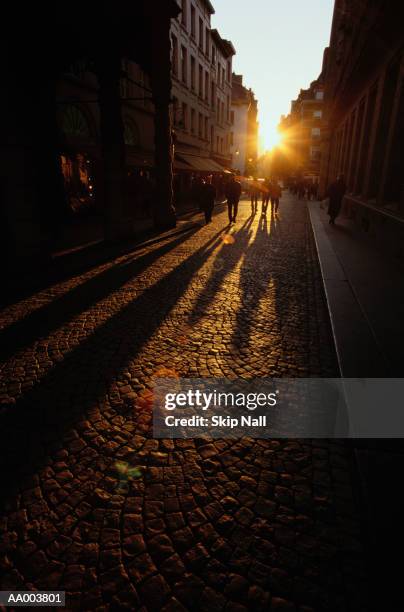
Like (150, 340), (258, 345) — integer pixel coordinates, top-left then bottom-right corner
(1, 0), (180, 274)
(320, 0), (404, 256)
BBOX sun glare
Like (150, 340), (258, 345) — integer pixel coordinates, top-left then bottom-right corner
(264, 127), (283, 150)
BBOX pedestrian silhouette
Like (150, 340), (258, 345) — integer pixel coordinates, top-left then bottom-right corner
(326, 175), (346, 225)
(200, 176), (216, 224)
(271, 180), (282, 214)
(225, 174), (242, 223)
(262, 178), (271, 215)
(250, 179), (259, 214)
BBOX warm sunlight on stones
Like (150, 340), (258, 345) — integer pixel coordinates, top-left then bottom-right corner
(221, 233), (236, 245)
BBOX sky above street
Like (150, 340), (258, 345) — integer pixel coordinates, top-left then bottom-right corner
(212, 0), (335, 153)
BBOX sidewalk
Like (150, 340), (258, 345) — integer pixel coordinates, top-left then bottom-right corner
(308, 199), (404, 612)
(308, 200), (404, 377)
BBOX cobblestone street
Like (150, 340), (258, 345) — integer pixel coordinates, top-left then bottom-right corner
(0, 194), (367, 611)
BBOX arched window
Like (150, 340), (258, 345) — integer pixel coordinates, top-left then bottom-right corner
(123, 120), (139, 146)
(59, 105), (92, 139)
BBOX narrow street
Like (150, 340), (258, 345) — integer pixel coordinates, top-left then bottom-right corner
(0, 194), (367, 611)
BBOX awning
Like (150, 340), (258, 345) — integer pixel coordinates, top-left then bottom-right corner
(126, 150), (154, 168)
(173, 156), (193, 171)
(211, 156), (233, 174)
(176, 153), (228, 173)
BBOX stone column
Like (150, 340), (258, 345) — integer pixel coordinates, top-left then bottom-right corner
(378, 60), (403, 204)
(319, 128), (332, 197)
(363, 73), (385, 199)
(97, 52), (127, 242)
(33, 76), (69, 251)
(149, 7), (177, 229)
(1, 53), (65, 272)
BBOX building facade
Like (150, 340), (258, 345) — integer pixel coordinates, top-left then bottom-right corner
(54, 0), (238, 250)
(56, 59), (156, 228)
(2, 0), (241, 271)
(230, 74), (259, 176)
(169, 1), (235, 198)
(320, 0), (404, 256)
(279, 74), (326, 180)
(1, 1), (180, 272)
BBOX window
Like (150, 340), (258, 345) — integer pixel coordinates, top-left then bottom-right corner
(181, 0), (187, 27)
(123, 120), (139, 146)
(171, 35), (178, 76)
(190, 4), (195, 37)
(172, 97), (179, 125)
(310, 146), (321, 161)
(313, 110), (322, 118)
(199, 17), (203, 49)
(211, 81), (215, 108)
(190, 56), (196, 90)
(212, 46), (216, 66)
(198, 112), (203, 138)
(226, 95), (230, 121)
(182, 102), (188, 130)
(311, 127), (321, 138)
(227, 60), (231, 82)
(205, 27), (210, 55)
(60, 153), (94, 206)
(216, 135), (219, 151)
(59, 105), (92, 139)
(230, 110), (235, 124)
(191, 108), (196, 134)
(205, 71), (209, 102)
(181, 46), (187, 84)
(230, 132), (234, 145)
(204, 117), (208, 140)
(120, 68), (128, 99)
(199, 64), (203, 98)
(315, 90), (324, 100)
(211, 126), (214, 147)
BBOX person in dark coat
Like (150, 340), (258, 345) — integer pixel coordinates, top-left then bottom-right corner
(312, 179), (319, 200)
(250, 179), (259, 213)
(225, 174), (242, 223)
(327, 175), (347, 225)
(271, 180), (282, 214)
(192, 176), (204, 209)
(262, 178), (271, 214)
(200, 176), (216, 224)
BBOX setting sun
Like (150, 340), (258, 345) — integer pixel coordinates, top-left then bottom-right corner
(260, 125), (284, 152)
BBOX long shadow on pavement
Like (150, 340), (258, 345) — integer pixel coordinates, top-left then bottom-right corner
(0, 226), (228, 501)
(187, 214), (256, 326)
(0, 226), (203, 363)
(230, 209), (281, 351)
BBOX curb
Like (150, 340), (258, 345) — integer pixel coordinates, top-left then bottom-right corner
(307, 200), (384, 612)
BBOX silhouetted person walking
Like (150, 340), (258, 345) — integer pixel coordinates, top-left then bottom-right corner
(271, 180), (282, 213)
(298, 179), (306, 200)
(225, 175), (242, 223)
(200, 176), (216, 224)
(250, 180), (259, 213)
(262, 178), (271, 214)
(312, 179), (319, 200)
(327, 175), (346, 225)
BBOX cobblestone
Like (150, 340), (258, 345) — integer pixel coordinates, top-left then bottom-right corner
(0, 196), (367, 610)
